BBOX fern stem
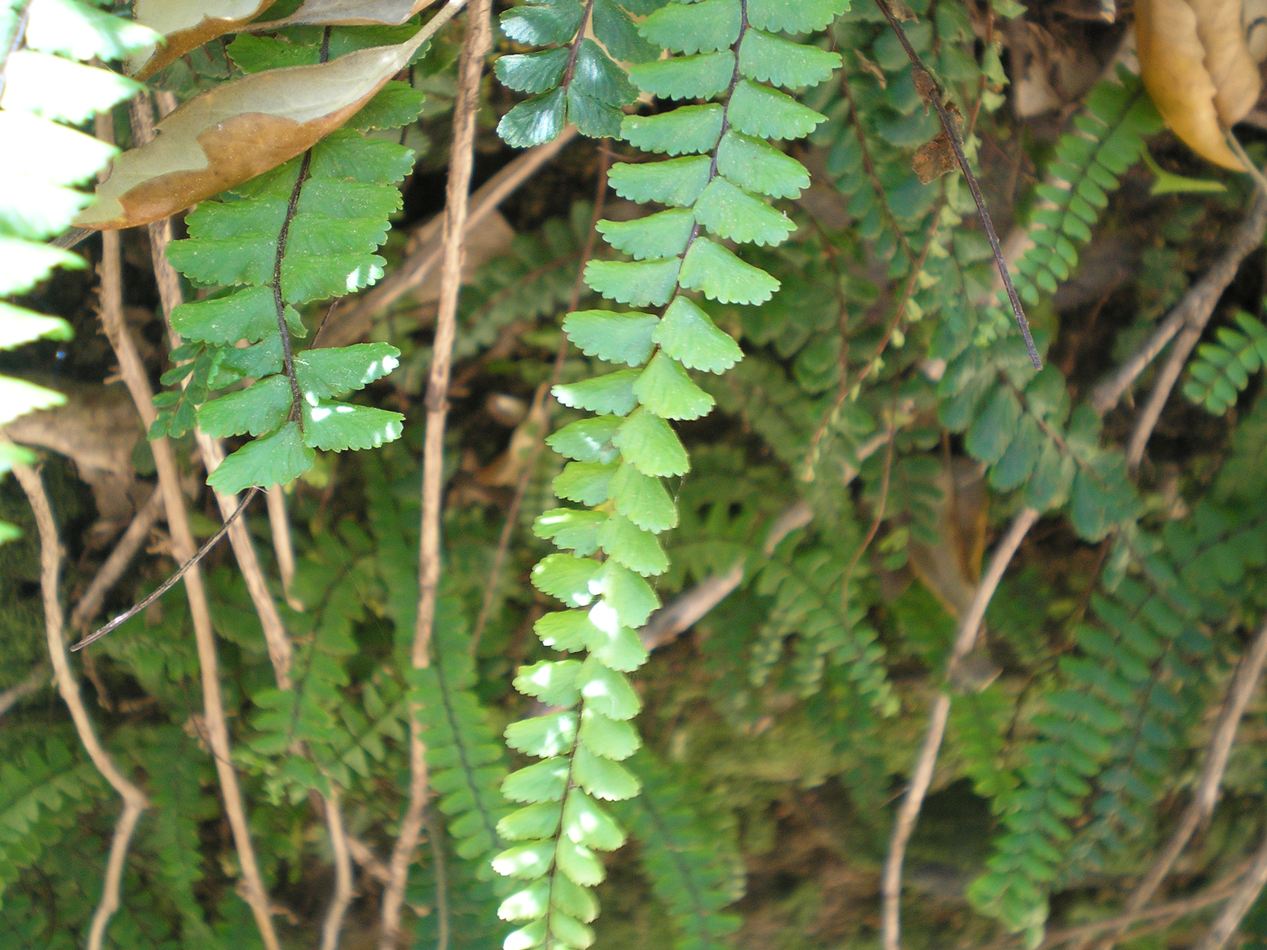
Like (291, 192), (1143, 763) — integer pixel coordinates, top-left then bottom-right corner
(379, 2), (493, 945)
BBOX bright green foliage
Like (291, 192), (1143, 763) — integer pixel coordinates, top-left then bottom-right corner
(0, 0), (152, 541)
(970, 499), (1267, 937)
(1183, 309), (1267, 414)
(611, 751), (744, 949)
(155, 32), (422, 494)
(492, 1), (847, 944)
(495, 0), (664, 147)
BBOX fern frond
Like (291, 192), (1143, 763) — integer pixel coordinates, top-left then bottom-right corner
(494, 2), (849, 944)
(1183, 310), (1267, 414)
(154, 30), (427, 493)
(970, 502), (1267, 936)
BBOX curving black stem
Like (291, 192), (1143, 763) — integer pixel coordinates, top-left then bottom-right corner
(872, 0), (1043, 370)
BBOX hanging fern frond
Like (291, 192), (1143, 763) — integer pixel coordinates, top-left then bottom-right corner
(0, 1), (153, 542)
(492, 2), (848, 945)
(152, 29), (429, 493)
(1183, 309), (1267, 414)
(612, 750), (744, 950)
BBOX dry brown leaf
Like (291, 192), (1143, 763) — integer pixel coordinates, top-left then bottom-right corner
(76, 31), (428, 231)
(255, 0), (439, 29)
(128, 0), (272, 79)
(1136, 0), (1262, 169)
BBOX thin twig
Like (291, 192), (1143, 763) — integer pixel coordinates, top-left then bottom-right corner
(93, 117), (279, 947)
(881, 507), (1039, 950)
(1196, 834), (1267, 949)
(69, 487), (164, 633)
(319, 788), (355, 950)
(872, 0), (1040, 369)
(1090, 192), (1267, 416)
(9, 458), (150, 950)
(1085, 616), (1267, 949)
(324, 126), (579, 348)
(378, 3), (492, 946)
(0, 664), (49, 719)
(266, 488), (301, 609)
(73, 490), (258, 652)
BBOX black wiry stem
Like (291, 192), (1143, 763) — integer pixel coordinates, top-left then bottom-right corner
(73, 489), (259, 651)
(873, 0), (1042, 370)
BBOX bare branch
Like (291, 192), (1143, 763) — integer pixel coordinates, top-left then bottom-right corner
(1196, 835), (1267, 950)
(9, 457), (151, 950)
(881, 506), (1039, 950)
(93, 116), (279, 945)
(266, 488), (301, 609)
(320, 788), (355, 950)
(379, 3), (492, 945)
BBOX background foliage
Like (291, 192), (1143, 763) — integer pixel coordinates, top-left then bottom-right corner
(4, 0), (1267, 948)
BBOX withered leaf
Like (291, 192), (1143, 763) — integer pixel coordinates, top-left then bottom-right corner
(913, 130), (956, 183)
(128, 0), (273, 79)
(76, 30), (428, 230)
(254, 0), (439, 29)
(1136, 0), (1262, 169)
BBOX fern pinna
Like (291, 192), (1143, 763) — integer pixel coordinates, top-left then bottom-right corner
(491, 1), (848, 944)
(152, 29), (429, 493)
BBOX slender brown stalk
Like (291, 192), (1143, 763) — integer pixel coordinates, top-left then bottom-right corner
(1196, 837), (1267, 949)
(94, 112), (279, 946)
(9, 458), (150, 950)
(378, 2), (492, 945)
(881, 507), (1039, 950)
